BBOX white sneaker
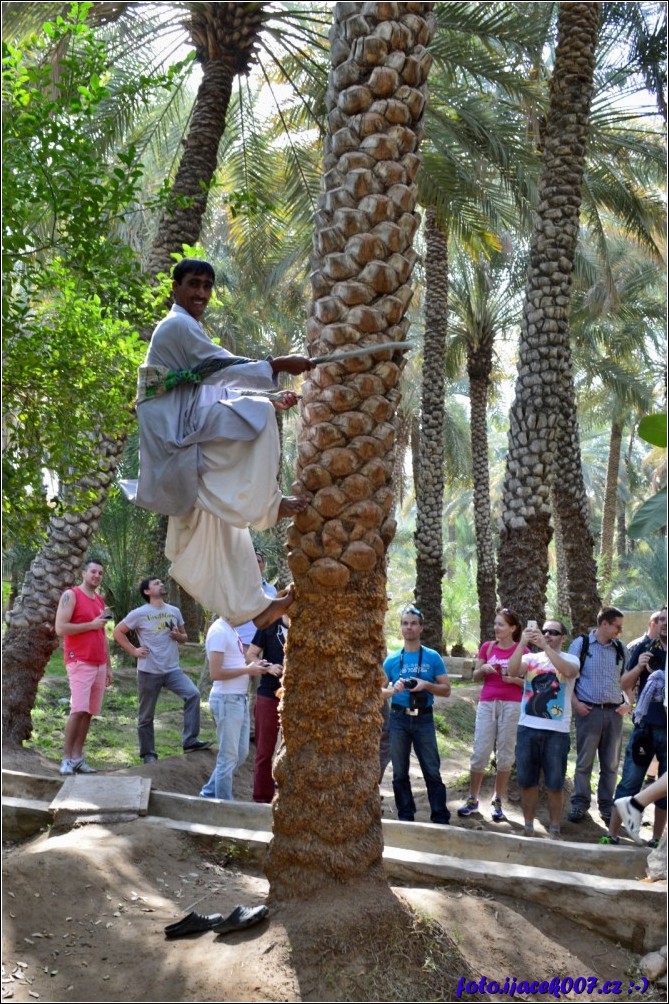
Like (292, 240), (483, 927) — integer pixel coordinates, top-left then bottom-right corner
(73, 759), (97, 774)
(614, 796), (643, 844)
(59, 759), (75, 775)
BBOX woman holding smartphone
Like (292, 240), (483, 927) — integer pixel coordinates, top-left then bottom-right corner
(458, 607), (526, 822)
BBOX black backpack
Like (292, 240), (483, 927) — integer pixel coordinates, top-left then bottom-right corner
(577, 633), (625, 673)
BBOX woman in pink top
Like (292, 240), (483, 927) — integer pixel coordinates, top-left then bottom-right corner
(458, 608), (525, 822)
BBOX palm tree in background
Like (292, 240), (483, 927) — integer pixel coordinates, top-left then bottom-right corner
(449, 246), (525, 642)
(497, 2), (602, 623)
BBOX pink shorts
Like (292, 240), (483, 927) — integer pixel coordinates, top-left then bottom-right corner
(66, 661), (107, 715)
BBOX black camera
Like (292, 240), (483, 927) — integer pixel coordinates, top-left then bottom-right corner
(404, 677), (419, 690)
(648, 652), (665, 672)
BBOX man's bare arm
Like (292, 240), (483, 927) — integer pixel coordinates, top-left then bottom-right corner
(55, 590), (106, 636)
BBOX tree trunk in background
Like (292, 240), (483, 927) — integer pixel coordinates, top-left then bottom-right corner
(391, 408), (411, 511)
(177, 586), (205, 643)
(2, 431), (127, 744)
(2, 3), (269, 742)
(551, 491), (572, 622)
(266, 2), (435, 899)
(600, 419), (623, 596)
(467, 341), (497, 644)
(410, 412), (420, 503)
(551, 377), (600, 633)
(497, 2), (600, 624)
(616, 496), (627, 563)
(144, 2), (266, 277)
(414, 209), (447, 651)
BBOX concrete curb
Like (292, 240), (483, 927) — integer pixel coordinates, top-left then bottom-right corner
(3, 769), (665, 953)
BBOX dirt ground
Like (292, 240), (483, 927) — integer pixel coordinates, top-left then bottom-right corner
(1, 698), (664, 1004)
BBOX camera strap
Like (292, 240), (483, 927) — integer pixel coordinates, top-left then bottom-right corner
(399, 645), (423, 677)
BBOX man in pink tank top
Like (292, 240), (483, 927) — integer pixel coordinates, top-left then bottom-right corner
(55, 559), (113, 774)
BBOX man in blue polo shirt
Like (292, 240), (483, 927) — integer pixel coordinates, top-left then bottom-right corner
(382, 606), (451, 824)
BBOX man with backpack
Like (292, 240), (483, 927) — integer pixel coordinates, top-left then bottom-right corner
(567, 607), (633, 825)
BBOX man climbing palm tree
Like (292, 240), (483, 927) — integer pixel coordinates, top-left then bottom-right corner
(134, 258), (314, 627)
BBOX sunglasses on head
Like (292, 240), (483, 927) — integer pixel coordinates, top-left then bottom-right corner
(402, 605), (423, 621)
(542, 628), (563, 636)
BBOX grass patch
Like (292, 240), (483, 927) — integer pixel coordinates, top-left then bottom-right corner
(434, 699), (478, 760)
(26, 645), (212, 767)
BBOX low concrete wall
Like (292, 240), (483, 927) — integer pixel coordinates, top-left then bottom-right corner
(3, 770), (665, 953)
(443, 657), (476, 680)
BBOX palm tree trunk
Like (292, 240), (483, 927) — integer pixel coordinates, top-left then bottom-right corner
(2, 431), (127, 744)
(550, 374), (600, 633)
(497, 1), (600, 623)
(266, 1), (436, 898)
(391, 408), (410, 511)
(600, 419), (623, 594)
(414, 210), (447, 651)
(410, 413), (420, 501)
(551, 490), (571, 621)
(146, 3), (266, 279)
(468, 351), (497, 643)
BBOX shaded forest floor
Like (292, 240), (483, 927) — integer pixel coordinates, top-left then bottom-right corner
(2, 713), (661, 1004)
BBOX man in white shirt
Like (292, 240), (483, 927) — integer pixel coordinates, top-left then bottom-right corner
(508, 619), (580, 837)
(199, 616), (278, 800)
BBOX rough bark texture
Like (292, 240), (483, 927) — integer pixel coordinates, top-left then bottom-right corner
(467, 335), (497, 644)
(600, 419), (623, 595)
(551, 488), (572, 622)
(177, 585), (205, 643)
(390, 408), (410, 510)
(497, 2), (600, 624)
(551, 377), (600, 632)
(414, 209), (447, 651)
(266, 0), (435, 898)
(2, 431), (127, 744)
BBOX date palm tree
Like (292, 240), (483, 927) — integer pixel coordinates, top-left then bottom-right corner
(449, 248), (524, 642)
(265, 1), (436, 898)
(497, 2), (602, 623)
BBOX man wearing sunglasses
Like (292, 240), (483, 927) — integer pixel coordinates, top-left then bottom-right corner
(508, 620), (580, 837)
(381, 606), (451, 824)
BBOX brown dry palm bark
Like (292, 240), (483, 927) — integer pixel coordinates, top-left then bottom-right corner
(497, 2), (600, 624)
(551, 376), (600, 632)
(467, 331), (497, 644)
(266, 2), (435, 898)
(599, 419), (624, 597)
(414, 209), (447, 651)
(2, 2), (269, 744)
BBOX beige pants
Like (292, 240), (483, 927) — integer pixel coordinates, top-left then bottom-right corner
(166, 418), (281, 623)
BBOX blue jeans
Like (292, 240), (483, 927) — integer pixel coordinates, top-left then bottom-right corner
(615, 725), (667, 810)
(571, 706), (623, 816)
(200, 692), (250, 800)
(389, 708), (450, 823)
(515, 725), (570, 790)
(137, 669), (201, 758)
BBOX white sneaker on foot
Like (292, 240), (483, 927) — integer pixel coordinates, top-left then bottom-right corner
(59, 759), (75, 775)
(614, 796), (643, 844)
(73, 759), (97, 774)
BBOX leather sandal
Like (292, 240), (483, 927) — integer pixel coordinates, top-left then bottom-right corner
(164, 911), (223, 939)
(211, 904), (268, 936)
